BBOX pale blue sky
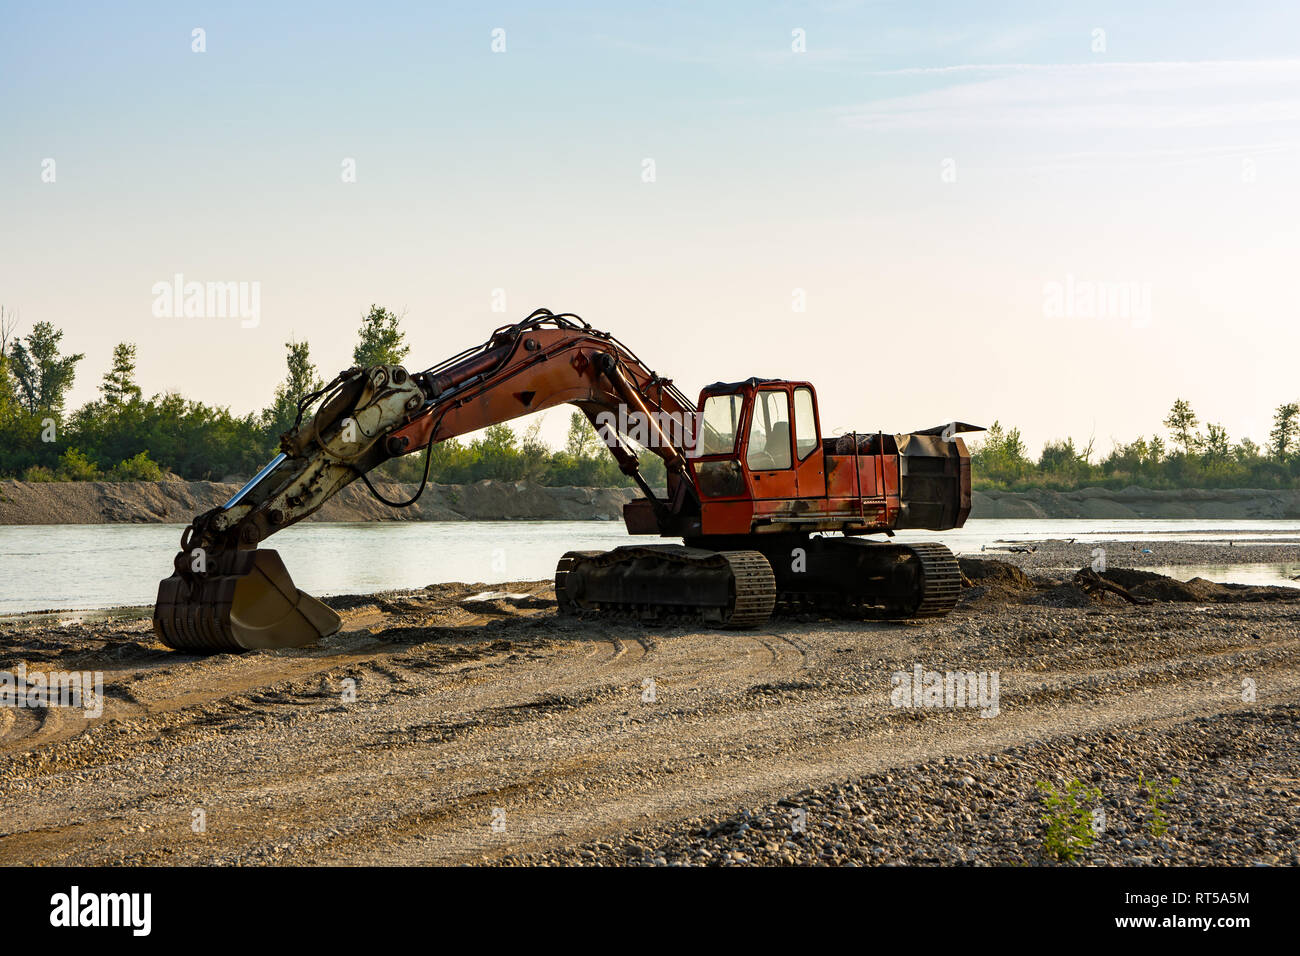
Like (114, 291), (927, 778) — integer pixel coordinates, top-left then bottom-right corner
(3, 1), (1298, 454)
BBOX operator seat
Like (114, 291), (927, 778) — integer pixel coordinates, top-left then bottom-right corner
(767, 421), (792, 468)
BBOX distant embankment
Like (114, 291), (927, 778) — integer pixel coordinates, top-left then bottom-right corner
(972, 487), (1300, 520)
(0, 479), (638, 526)
(2, 480), (1297, 525)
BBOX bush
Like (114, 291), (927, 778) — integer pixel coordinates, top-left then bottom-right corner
(55, 447), (102, 481)
(21, 464), (55, 482)
(109, 451), (165, 481)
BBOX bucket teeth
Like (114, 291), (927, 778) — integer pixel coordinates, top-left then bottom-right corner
(153, 549), (341, 653)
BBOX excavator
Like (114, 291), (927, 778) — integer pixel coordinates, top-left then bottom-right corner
(154, 309), (981, 652)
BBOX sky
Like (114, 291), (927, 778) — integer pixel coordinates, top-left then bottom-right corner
(2, 0), (1299, 457)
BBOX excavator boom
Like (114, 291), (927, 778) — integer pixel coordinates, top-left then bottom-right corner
(155, 310), (701, 650)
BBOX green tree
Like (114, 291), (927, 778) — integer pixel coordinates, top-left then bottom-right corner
(469, 424), (525, 480)
(564, 411), (599, 458)
(0, 349), (17, 428)
(1234, 437), (1261, 463)
(0, 306), (18, 424)
(261, 339), (323, 443)
(352, 304), (410, 368)
(970, 420), (1031, 485)
(518, 418), (551, 480)
(1102, 437), (1148, 478)
(1038, 438), (1080, 473)
(1269, 402), (1299, 461)
(1147, 434), (1165, 464)
(0, 305), (17, 355)
(1202, 422), (1231, 462)
(101, 342), (143, 406)
(7, 321), (84, 414)
(1163, 398), (1201, 456)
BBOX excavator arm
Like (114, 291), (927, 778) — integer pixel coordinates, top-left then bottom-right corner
(154, 310), (700, 651)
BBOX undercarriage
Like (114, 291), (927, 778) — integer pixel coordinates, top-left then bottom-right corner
(553, 536), (960, 628)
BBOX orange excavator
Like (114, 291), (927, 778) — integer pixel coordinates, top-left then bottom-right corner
(154, 310), (981, 652)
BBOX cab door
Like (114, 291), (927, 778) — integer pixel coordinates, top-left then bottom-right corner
(744, 387), (798, 499)
(791, 385), (825, 498)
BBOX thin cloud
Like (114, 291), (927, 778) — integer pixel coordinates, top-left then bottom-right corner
(840, 59), (1300, 130)
(867, 58), (1300, 75)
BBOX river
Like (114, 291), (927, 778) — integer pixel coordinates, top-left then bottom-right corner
(3, 518), (1300, 614)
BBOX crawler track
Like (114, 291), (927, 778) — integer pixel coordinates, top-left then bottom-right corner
(555, 546), (776, 628)
(557, 540), (960, 626)
(904, 542), (963, 617)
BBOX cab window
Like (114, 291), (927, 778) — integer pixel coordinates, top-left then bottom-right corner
(746, 390), (792, 470)
(698, 393), (744, 456)
(793, 387), (818, 459)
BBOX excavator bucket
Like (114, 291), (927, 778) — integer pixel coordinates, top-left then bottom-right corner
(153, 549), (341, 652)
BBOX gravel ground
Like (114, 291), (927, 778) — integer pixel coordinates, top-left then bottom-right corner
(973, 538), (1300, 573)
(1, 539), (1298, 866)
(499, 704), (1300, 866)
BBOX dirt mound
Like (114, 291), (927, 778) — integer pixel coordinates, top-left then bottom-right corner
(959, 558), (1033, 590)
(958, 558), (1300, 609)
(1024, 582), (1099, 608)
(1101, 567), (1300, 603)
(1021, 566), (1300, 607)
(957, 558), (1035, 609)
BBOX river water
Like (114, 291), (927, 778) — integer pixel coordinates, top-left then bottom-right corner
(3, 518), (1300, 615)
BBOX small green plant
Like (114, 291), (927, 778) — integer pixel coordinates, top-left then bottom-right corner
(1036, 778), (1103, 862)
(1138, 772), (1180, 838)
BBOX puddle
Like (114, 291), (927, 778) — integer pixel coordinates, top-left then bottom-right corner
(461, 591), (535, 604)
(1142, 564), (1300, 589)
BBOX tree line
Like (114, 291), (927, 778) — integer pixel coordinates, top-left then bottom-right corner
(0, 305), (653, 488)
(3, 303), (1295, 492)
(972, 398), (1300, 490)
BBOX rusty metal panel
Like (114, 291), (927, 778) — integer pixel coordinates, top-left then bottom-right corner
(622, 499), (660, 534)
(701, 500), (753, 535)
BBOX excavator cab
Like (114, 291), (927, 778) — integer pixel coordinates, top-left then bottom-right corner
(687, 378), (978, 538)
(690, 379), (828, 529)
